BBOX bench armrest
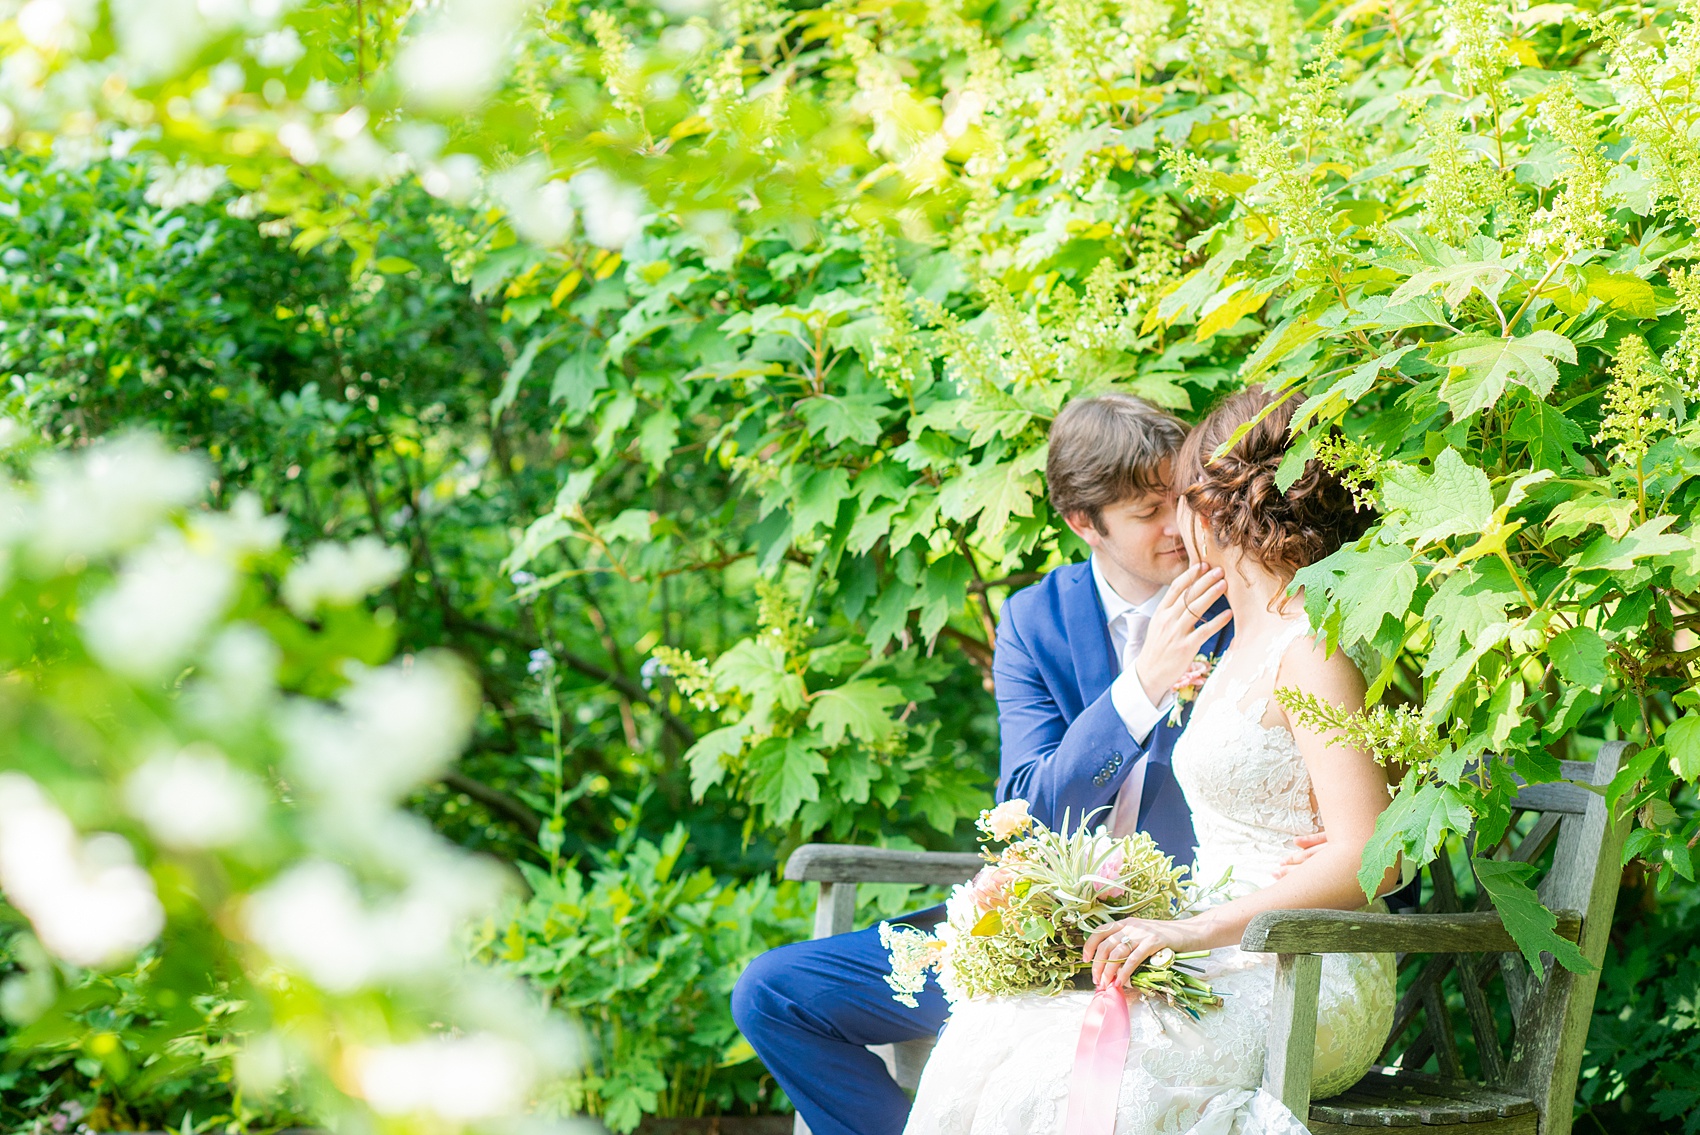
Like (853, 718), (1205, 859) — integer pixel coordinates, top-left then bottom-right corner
(784, 843), (984, 886)
(1241, 908), (1582, 956)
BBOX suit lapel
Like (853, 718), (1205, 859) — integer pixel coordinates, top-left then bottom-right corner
(1059, 562), (1116, 709)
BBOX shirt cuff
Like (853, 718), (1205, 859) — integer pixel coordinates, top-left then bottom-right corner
(1110, 668), (1174, 744)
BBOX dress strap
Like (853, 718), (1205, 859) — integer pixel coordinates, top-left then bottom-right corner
(1249, 618), (1310, 684)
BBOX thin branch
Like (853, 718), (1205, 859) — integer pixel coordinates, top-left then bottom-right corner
(445, 613), (698, 746)
(441, 770), (541, 837)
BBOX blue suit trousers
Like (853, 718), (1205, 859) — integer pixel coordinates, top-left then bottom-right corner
(731, 906), (948, 1135)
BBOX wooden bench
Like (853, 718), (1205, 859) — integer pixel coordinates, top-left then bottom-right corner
(781, 740), (1631, 1135)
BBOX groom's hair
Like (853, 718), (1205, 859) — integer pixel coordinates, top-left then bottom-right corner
(1046, 394), (1186, 532)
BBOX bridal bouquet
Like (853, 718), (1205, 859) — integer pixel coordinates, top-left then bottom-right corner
(880, 800), (1221, 1016)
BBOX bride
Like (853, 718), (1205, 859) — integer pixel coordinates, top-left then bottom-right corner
(904, 388), (1400, 1135)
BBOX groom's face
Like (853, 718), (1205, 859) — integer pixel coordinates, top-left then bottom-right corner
(1068, 462), (1189, 592)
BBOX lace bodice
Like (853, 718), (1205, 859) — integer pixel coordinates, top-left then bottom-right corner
(1172, 618), (1321, 898)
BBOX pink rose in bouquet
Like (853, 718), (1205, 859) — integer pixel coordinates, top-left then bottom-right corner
(970, 865), (1015, 911)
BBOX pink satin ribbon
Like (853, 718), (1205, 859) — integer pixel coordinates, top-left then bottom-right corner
(1063, 981), (1130, 1135)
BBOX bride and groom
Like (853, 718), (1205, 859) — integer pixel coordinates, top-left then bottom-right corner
(734, 389), (1401, 1135)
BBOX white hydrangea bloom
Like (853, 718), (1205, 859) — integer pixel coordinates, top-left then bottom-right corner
(394, 0), (525, 112)
(571, 168), (646, 249)
(281, 535), (405, 616)
(190, 491), (285, 561)
(32, 434), (207, 564)
(17, 0), (92, 52)
(491, 159), (575, 247)
(144, 164), (227, 209)
(283, 653), (476, 804)
(356, 1034), (534, 1119)
(0, 773), (164, 967)
(244, 850), (503, 991)
(82, 534), (237, 680)
(183, 624), (280, 728)
(248, 27), (303, 68)
(124, 743), (266, 850)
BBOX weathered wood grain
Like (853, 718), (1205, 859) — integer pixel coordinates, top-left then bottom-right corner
(1375, 1068), (1537, 1116)
(1240, 909), (1581, 955)
(1306, 1115), (1535, 1135)
(1504, 741), (1633, 1135)
(1263, 952), (1322, 1116)
(785, 844), (984, 885)
(1330, 1076), (1499, 1122)
(812, 881), (857, 939)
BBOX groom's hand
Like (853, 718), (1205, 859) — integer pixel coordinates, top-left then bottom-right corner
(1271, 831), (1328, 879)
(1133, 564), (1232, 706)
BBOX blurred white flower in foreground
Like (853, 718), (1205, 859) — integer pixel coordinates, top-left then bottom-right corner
(33, 434), (206, 563)
(244, 851), (504, 991)
(17, 0), (89, 52)
(571, 168), (646, 249)
(192, 491), (285, 560)
(82, 534), (237, 679)
(284, 653), (477, 805)
(356, 1034), (534, 1119)
(183, 624), (280, 728)
(249, 27), (304, 68)
(492, 159), (575, 247)
(0, 773), (164, 967)
(144, 163), (227, 209)
(125, 744), (266, 850)
(282, 535), (405, 615)
(396, 0), (528, 110)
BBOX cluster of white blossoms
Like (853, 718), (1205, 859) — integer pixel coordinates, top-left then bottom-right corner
(244, 849), (506, 993)
(282, 534), (406, 616)
(281, 652), (478, 807)
(0, 432), (576, 1129)
(143, 163), (227, 209)
(357, 1034), (535, 1119)
(124, 743), (267, 851)
(0, 773), (165, 967)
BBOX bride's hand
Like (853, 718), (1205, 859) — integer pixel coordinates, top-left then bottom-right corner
(1082, 917), (1206, 989)
(1133, 565), (1232, 705)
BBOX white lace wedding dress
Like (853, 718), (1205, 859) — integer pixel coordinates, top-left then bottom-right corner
(904, 620), (1395, 1135)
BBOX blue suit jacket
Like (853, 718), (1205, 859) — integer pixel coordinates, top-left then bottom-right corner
(992, 561), (1234, 864)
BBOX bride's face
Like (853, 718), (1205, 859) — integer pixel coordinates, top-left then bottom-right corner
(1176, 496), (1213, 569)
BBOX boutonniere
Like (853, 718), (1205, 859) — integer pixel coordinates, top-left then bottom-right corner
(1167, 654), (1218, 726)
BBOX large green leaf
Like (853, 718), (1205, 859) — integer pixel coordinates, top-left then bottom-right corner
(797, 391), (890, 446)
(807, 679), (906, 746)
(1434, 331), (1576, 417)
(1382, 448), (1493, 546)
(685, 723), (752, 798)
(1548, 626), (1609, 692)
(747, 734), (829, 824)
(1665, 713), (1700, 780)
(1473, 858), (1592, 973)
(1296, 540), (1419, 649)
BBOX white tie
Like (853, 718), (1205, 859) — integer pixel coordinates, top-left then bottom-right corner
(1109, 609), (1153, 837)
(1121, 611), (1151, 674)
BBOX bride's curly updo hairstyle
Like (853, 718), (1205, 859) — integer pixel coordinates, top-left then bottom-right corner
(1176, 387), (1372, 579)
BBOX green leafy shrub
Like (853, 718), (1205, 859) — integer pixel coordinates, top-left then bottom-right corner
(0, 922), (309, 1135)
(1579, 863), (1700, 1132)
(15, 0), (1700, 1127)
(475, 824), (807, 1132)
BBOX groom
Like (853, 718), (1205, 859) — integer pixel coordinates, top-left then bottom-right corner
(731, 394), (1237, 1135)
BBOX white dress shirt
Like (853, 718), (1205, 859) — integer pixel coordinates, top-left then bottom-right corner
(1090, 556), (1175, 836)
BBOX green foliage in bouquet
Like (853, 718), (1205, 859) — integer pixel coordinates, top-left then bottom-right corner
(882, 801), (1218, 1016)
